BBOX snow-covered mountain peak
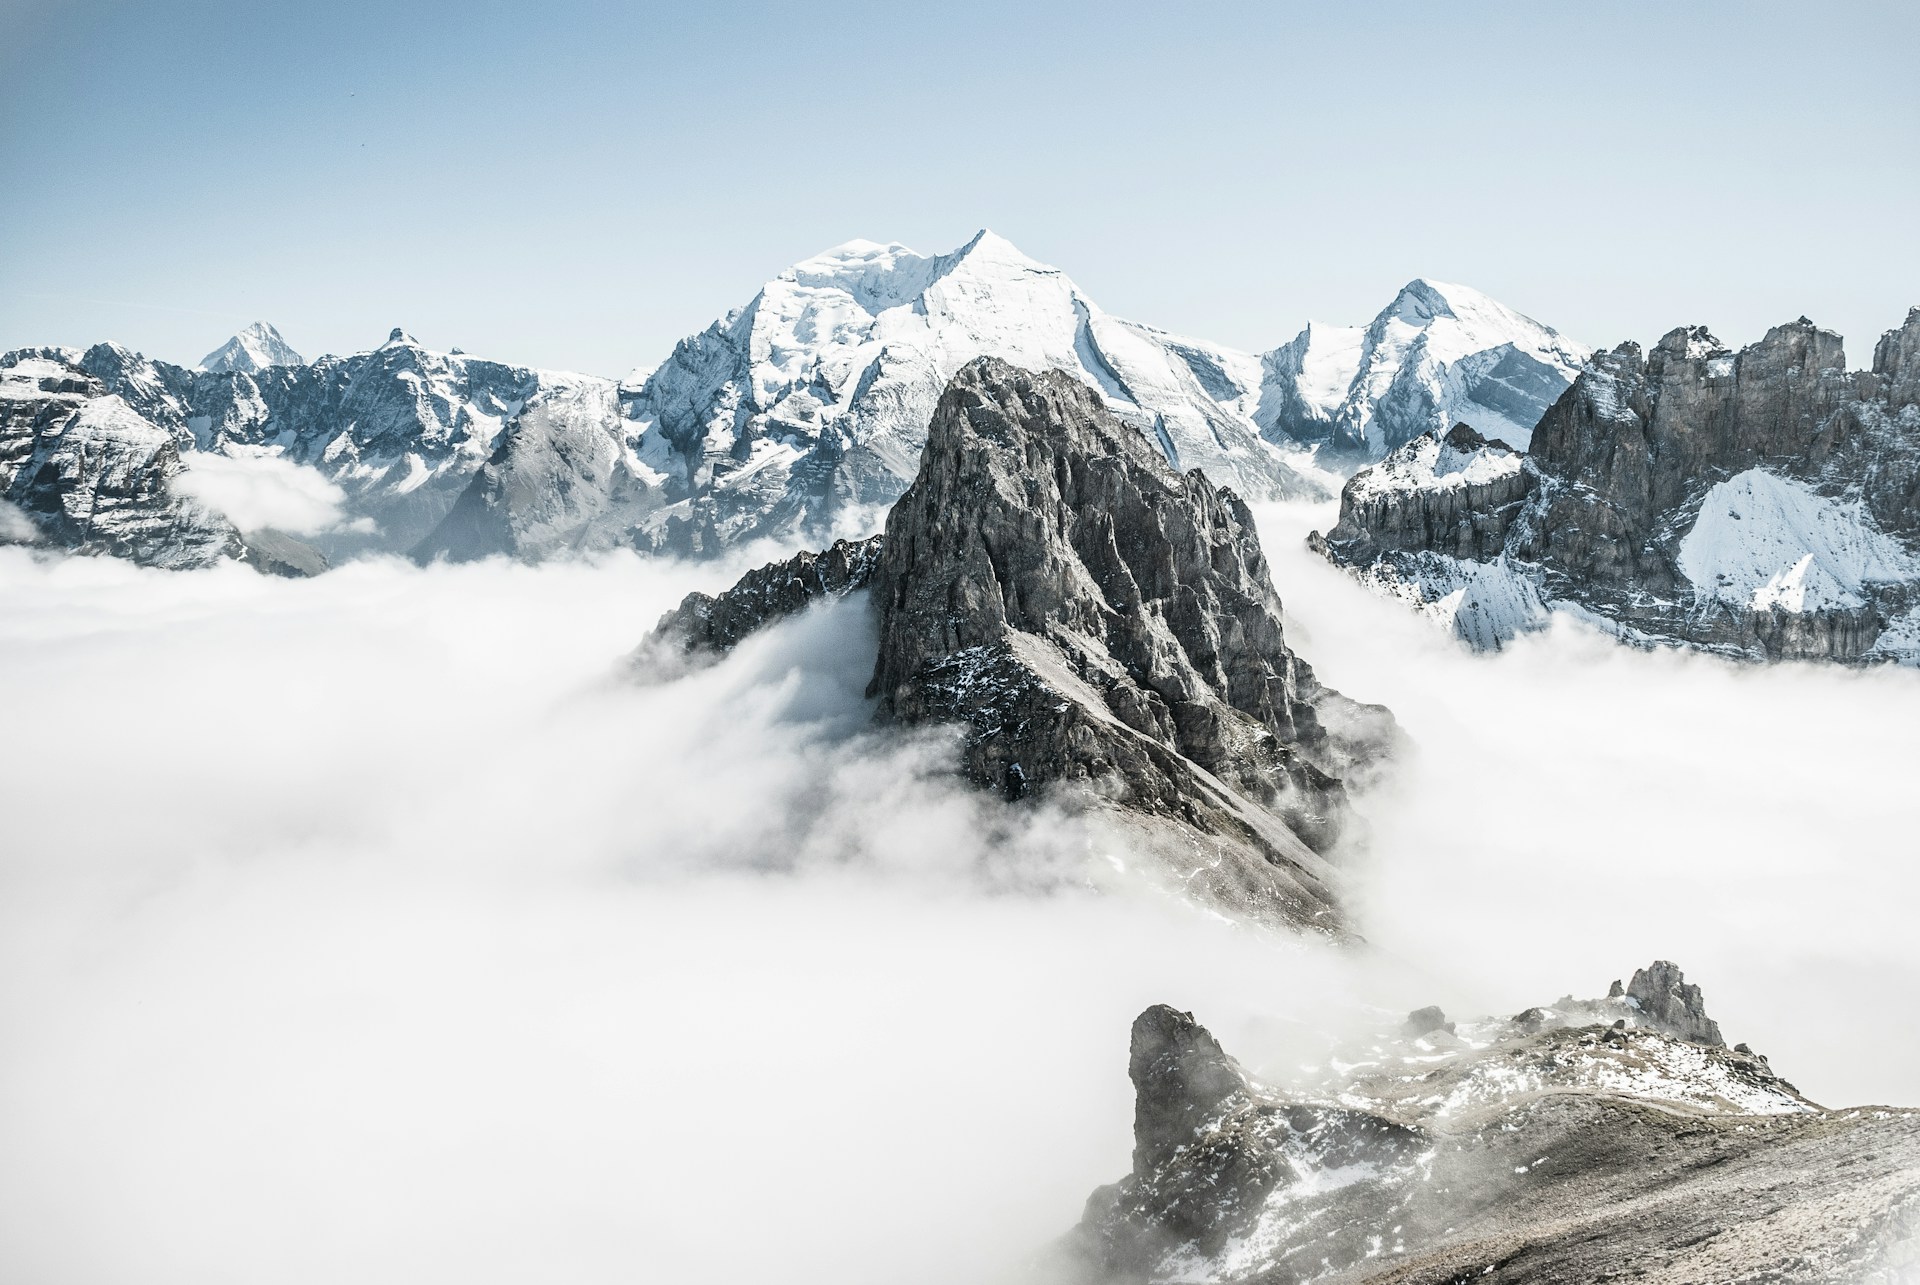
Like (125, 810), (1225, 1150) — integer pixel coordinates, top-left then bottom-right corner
(379, 328), (421, 351)
(199, 322), (303, 374)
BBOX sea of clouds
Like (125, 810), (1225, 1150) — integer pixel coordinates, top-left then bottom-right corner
(0, 495), (1915, 1284)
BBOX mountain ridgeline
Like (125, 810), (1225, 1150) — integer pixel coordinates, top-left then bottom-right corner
(647, 358), (1397, 931)
(1, 234), (1579, 573)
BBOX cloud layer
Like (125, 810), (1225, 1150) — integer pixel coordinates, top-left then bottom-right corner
(1, 497), (1917, 1283)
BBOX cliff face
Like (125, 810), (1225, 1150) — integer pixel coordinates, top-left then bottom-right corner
(1060, 968), (1920, 1284)
(646, 358), (1397, 931)
(1316, 310), (1920, 662)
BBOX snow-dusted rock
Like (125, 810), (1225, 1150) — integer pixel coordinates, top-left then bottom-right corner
(199, 322), (303, 374)
(1259, 279), (1588, 459)
(30, 333), (624, 559)
(1317, 310), (1920, 662)
(1058, 970), (1920, 1284)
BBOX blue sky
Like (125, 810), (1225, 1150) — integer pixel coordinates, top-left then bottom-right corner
(3, 0), (1916, 376)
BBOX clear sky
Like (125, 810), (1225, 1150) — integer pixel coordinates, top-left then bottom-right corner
(3, 0), (1916, 377)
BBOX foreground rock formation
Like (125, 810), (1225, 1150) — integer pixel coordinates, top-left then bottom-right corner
(1315, 310), (1920, 662)
(1059, 965), (1920, 1283)
(647, 358), (1396, 930)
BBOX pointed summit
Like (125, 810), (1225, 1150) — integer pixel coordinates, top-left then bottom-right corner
(380, 328), (420, 350)
(199, 322), (303, 374)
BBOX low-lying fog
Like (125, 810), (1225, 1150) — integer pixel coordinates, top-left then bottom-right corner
(0, 498), (1914, 1284)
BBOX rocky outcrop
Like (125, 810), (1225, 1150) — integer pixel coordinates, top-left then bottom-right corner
(1317, 309), (1920, 663)
(649, 536), (883, 659)
(1074, 1006), (1425, 1276)
(647, 358), (1397, 930)
(1058, 969), (1920, 1284)
(0, 352), (318, 574)
(1314, 424), (1529, 564)
(1626, 959), (1724, 1046)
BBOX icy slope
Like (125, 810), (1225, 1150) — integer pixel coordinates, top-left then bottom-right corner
(1678, 468), (1916, 612)
(1261, 279), (1588, 459)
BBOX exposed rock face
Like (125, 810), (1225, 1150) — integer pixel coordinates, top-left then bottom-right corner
(0, 352), (317, 574)
(1316, 310), (1920, 662)
(1060, 969), (1920, 1284)
(647, 358), (1397, 929)
(1077, 1005), (1426, 1275)
(1314, 424), (1528, 564)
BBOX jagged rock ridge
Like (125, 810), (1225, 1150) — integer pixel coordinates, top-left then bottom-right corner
(1316, 309), (1920, 662)
(1060, 965), (1920, 1284)
(646, 358), (1397, 930)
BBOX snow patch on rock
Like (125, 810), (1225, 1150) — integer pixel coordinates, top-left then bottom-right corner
(1678, 469), (1916, 613)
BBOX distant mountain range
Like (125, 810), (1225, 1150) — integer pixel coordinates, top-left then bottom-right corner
(0, 231), (1579, 570)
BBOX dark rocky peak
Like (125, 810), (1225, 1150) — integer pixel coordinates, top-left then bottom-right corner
(1626, 959), (1724, 1046)
(1440, 421), (1493, 452)
(646, 358), (1397, 929)
(1128, 1006), (1254, 1176)
(867, 357), (1337, 757)
(1873, 305), (1920, 409)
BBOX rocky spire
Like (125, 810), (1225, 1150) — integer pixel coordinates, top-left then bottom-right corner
(1627, 960), (1725, 1046)
(1128, 1006), (1254, 1178)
